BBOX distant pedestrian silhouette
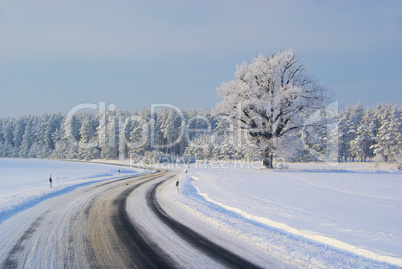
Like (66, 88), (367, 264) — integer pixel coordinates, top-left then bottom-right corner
(49, 175), (52, 188)
(176, 180), (179, 192)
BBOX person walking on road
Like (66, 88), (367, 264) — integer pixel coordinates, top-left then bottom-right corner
(176, 180), (179, 192)
(49, 175), (52, 188)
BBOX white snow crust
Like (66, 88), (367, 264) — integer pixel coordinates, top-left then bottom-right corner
(163, 162), (402, 267)
(0, 158), (148, 223)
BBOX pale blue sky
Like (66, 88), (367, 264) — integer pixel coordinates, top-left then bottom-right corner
(0, 1), (401, 117)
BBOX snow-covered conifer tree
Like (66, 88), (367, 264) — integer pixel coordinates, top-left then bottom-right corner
(127, 112), (149, 156)
(13, 117), (26, 149)
(372, 106), (402, 162)
(19, 118), (34, 158)
(350, 109), (373, 161)
(78, 116), (100, 160)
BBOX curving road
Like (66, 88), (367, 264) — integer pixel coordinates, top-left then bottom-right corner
(0, 171), (265, 269)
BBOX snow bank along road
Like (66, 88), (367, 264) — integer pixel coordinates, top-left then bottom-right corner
(0, 171), (274, 268)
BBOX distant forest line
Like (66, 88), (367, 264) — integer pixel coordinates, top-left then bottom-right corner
(0, 102), (400, 166)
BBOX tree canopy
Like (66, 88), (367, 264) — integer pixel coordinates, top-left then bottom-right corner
(216, 50), (331, 167)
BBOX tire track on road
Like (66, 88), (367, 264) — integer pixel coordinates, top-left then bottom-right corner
(86, 172), (174, 268)
(148, 179), (262, 269)
(2, 170), (265, 269)
(1, 172), (174, 269)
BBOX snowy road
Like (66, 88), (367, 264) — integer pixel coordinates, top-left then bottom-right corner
(0, 170), (270, 268)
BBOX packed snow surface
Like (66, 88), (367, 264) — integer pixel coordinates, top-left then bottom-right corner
(170, 162), (402, 267)
(0, 158), (148, 223)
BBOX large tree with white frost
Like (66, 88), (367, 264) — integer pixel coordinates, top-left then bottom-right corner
(216, 50), (331, 168)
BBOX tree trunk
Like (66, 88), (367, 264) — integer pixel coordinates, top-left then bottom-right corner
(262, 145), (274, 168)
(263, 154), (274, 168)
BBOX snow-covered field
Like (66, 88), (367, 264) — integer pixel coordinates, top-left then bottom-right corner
(0, 158), (148, 224)
(1, 158), (401, 268)
(167, 162), (402, 268)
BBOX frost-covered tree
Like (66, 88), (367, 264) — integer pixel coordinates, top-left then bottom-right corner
(371, 106), (401, 162)
(52, 123), (70, 159)
(216, 50), (330, 167)
(184, 108), (215, 159)
(350, 109), (373, 161)
(184, 134), (213, 160)
(13, 117), (26, 149)
(45, 113), (63, 150)
(78, 116), (100, 160)
(61, 115), (80, 159)
(126, 111), (150, 156)
(98, 110), (120, 160)
(347, 103), (364, 161)
(0, 122), (3, 143)
(4, 120), (15, 147)
(218, 134), (238, 160)
(157, 108), (172, 152)
(19, 118), (34, 158)
(338, 104), (364, 162)
(1, 101), (401, 163)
